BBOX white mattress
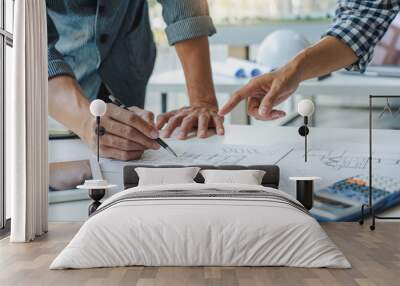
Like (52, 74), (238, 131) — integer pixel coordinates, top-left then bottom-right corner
(50, 183), (351, 269)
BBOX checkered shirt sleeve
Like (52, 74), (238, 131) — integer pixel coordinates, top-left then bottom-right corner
(323, 0), (400, 72)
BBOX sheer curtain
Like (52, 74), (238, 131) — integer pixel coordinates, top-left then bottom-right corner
(8, 0), (48, 242)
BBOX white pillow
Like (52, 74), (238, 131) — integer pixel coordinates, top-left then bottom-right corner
(200, 169), (266, 185)
(135, 167), (201, 186)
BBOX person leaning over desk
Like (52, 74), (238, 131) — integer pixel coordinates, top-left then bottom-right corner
(219, 0), (400, 120)
(47, 0), (223, 161)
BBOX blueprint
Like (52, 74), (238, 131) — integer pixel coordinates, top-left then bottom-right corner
(306, 144), (400, 172)
(99, 141), (294, 173)
(278, 143), (400, 191)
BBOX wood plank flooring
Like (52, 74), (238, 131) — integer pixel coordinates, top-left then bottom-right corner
(1, 222), (399, 286)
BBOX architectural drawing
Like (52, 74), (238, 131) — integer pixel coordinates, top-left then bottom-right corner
(99, 142), (294, 173)
(305, 146), (400, 172)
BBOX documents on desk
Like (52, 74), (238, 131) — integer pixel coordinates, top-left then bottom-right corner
(99, 141), (294, 173)
(280, 143), (400, 187)
(97, 140), (400, 221)
(100, 141), (400, 179)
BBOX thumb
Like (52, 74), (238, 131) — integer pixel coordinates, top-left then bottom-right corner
(258, 83), (281, 117)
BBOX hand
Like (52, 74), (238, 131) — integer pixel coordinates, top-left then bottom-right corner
(219, 63), (301, 120)
(156, 104), (225, 140)
(81, 104), (160, 161)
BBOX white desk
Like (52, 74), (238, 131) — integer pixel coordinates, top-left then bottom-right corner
(148, 70), (400, 124)
(49, 125), (400, 221)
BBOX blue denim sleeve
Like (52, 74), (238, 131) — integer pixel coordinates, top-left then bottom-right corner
(322, 0), (400, 72)
(47, 11), (75, 79)
(157, 0), (216, 45)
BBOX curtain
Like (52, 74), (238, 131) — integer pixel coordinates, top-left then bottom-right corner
(9, 0), (48, 242)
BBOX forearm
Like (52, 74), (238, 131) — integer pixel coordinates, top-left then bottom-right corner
(48, 76), (91, 137)
(49, 160), (92, 190)
(175, 36), (217, 107)
(292, 36), (358, 81)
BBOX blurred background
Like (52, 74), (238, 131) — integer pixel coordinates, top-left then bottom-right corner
(145, 0), (400, 130)
(3, 1), (400, 133)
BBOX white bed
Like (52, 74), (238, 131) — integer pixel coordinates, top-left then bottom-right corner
(50, 183), (351, 269)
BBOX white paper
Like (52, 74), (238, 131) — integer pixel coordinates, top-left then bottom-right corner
(279, 143), (400, 192)
(100, 142), (293, 173)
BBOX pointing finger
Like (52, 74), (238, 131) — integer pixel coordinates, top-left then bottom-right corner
(248, 96), (286, 121)
(218, 80), (258, 116)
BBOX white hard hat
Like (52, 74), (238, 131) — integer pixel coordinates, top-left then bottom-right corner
(256, 30), (310, 69)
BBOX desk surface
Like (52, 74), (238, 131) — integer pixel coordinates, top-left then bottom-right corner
(148, 70), (400, 96)
(49, 125), (400, 221)
(49, 125), (400, 162)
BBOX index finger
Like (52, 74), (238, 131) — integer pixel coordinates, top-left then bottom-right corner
(106, 103), (159, 139)
(218, 81), (256, 116)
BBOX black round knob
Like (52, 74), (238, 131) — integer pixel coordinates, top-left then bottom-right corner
(298, 125), (309, 137)
(95, 126), (106, 136)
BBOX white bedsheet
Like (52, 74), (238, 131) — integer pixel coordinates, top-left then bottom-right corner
(50, 183), (350, 269)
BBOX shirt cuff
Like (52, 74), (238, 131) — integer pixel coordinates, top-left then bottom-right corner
(323, 27), (371, 73)
(165, 15), (216, 45)
(48, 48), (76, 79)
(48, 60), (76, 79)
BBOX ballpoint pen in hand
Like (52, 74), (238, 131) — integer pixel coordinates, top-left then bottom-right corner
(108, 95), (178, 157)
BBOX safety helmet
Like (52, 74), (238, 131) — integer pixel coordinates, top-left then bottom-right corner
(256, 30), (310, 69)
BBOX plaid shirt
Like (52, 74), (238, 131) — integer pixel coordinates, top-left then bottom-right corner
(324, 0), (400, 72)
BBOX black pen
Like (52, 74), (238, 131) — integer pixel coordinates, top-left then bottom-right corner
(108, 95), (178, 157)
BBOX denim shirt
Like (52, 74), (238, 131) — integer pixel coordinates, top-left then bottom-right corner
(46, 0), (216, 107)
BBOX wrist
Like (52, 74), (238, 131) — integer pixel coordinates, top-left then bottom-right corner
(49, 76), (92, 139)
(287, 50), (308, 82)
(189, 92), (218, 109)
(79, 110), (94, 142)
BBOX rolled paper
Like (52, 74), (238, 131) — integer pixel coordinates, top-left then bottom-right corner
(213, 58), (272, 79)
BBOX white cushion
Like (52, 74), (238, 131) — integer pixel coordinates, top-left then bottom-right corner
(200, 169), (266, 185)
(135, 167), (200, 186)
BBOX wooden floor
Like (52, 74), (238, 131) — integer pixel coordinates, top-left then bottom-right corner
(0, 222), (399, 286)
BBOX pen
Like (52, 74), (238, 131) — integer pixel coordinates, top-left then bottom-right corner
(108, 95), (178, 157)
(317, 73), (331, 81)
